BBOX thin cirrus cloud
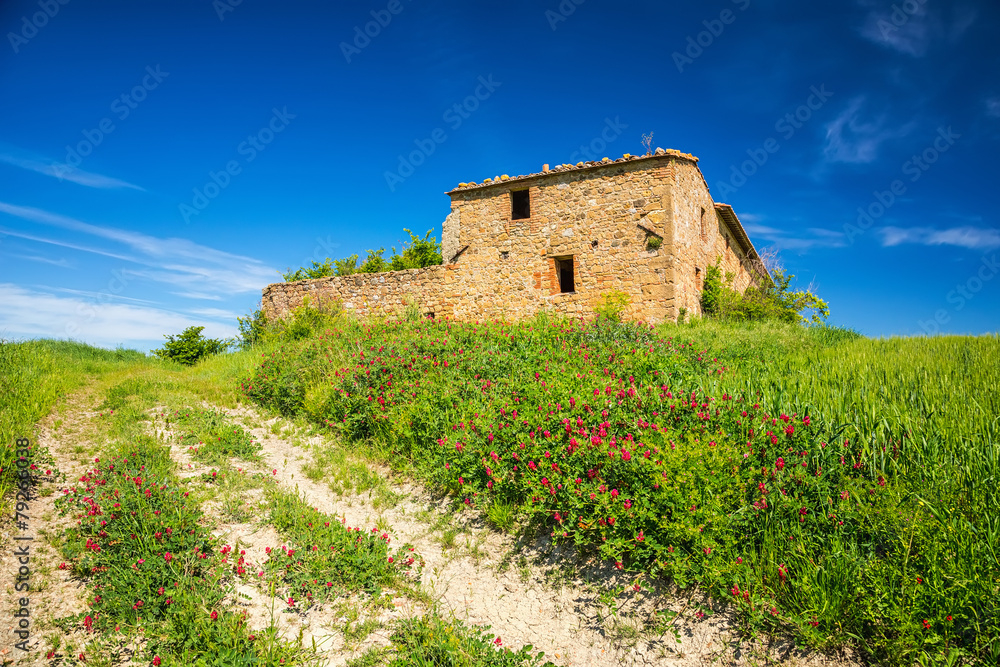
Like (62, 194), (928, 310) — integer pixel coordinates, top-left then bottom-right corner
(822, 96), (916, 164)
(0, 151), (144, 190)
(857, 2), (978, 58)
(0, 201), (278, 297)
(743, 220), (847, 251)
(878, 226), (1000, 250)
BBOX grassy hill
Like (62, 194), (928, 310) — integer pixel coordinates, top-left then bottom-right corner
(2, 315), (997, 666)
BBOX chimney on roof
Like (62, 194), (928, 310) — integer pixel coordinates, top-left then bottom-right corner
(542, 164), (549, 173)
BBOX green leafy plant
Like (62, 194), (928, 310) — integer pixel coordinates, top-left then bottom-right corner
(593, 290), (631, 322)
(152, 326), (228, 366)
(349, 612), (556, 666)
(701, 258), (830, 324)
(235, 304), (270, 349)
(645, 235), (662, 251)
(282, 229), (442, 282)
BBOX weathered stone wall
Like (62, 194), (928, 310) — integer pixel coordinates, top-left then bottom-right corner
(261, 266), (450, 320)
(262, 151), (764, 324)
(666, 160), (758, 317)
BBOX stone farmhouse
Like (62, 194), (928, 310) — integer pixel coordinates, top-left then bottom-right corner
(262, 148), (768, 324)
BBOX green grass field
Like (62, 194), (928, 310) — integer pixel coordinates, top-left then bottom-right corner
(2, 318), (998, 666)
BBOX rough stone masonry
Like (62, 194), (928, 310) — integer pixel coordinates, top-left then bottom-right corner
(262, 149), (768, 324)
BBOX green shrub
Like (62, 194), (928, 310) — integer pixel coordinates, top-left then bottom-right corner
(282, 229), (442, 281)
(349, 612), (556, 666)
(152, 326), (228, 366)
(235, 304), (271, 349)
(171, 407), (262, 462)
(701, 259), (829, 324)
(593, 290), (631, 322)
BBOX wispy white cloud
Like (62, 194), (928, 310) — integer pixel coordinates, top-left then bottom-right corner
(743, 223), (784, 236)
(0, 152), (143, 190)
(744, 218), (847, 251)
(823, 96), (915, 164)
(172, 292), (225, 301)
(45, 286), (159, 306)
(987, 98), (1000, 118)
(879, 226), (1000, 250)
(0, 201), (277, 296)
(188, 307), (241, 320)
(0, 284), (235, 351)
(858, 2), (977, 57)
(14, 254), (72, 268)
(0, 226), (137, 262)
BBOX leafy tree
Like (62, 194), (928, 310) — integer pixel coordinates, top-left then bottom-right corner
(282, 258), (333, 282)
(334, 254), (360, 276)
(281, 229), (443, 281)
(152, 326), (228, 365)
(235, 305), (270, 349)
(388, 228), (443, 271)
(358, 247), (389, 274)
(700, 258), (829, 324)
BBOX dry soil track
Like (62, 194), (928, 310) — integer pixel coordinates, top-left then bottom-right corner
(2, 386), (861, 666)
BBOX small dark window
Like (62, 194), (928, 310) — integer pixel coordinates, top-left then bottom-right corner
(591, 240), (598, 248)
(555, 256), (575, 293)
(511, 190), (530, 220)
(500, 251), (509, 260)
(700, 207), (707, 241)
(695, 266), (702, 290)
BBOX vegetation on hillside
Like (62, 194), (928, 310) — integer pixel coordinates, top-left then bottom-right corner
(0, 340), (147, 498)
(282, 228), (443, 282)
(701, 258), (830, 324)
(235, 304), (999, 666)
(152, 325), (230, 365)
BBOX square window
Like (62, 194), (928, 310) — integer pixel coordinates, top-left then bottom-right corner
(554, 256), (575, 293)
(511, 190), (530, 220)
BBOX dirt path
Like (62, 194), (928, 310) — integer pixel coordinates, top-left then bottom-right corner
(197, 404), (859, 667)
(2, 382), (860, 667)
(0, 386), (131, 665)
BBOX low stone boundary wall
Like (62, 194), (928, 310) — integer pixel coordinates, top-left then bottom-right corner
(261, 266), (448, 320)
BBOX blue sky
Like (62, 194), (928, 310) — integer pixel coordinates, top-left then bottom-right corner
(1, 0), (997, 350)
